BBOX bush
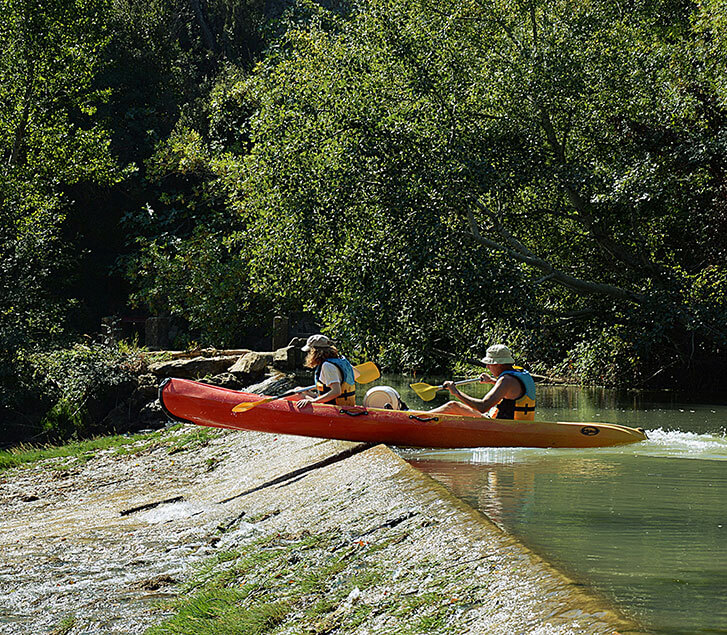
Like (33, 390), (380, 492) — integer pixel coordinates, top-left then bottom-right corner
(3, 342), (147, 443)
(552, 331), (639, 387)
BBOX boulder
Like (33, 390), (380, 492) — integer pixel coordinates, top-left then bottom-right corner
(136, 374), (160, 400)
(198, 373), (247, 391)
(147, 355), (240, 378)
(229, 351), (273, 377)
(244, 373), (297, 396)
(137, 401), (167, 428)
(272, 346), (299, 371)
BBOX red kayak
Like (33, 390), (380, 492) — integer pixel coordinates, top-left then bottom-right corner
(159, 378), (647, 449)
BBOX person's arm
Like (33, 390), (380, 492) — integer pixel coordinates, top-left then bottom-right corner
(443, 375), (520, 414)
(292, 387), (317, 399)
(297, 382), (342, 406)
(297, 362), (343, 406)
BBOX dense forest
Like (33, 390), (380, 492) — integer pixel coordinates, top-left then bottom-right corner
(2, 0), (727, 438)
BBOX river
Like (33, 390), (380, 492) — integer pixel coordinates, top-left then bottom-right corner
(368, 378), (727, 635)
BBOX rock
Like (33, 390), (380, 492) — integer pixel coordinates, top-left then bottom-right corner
(138, 401), (166, 427)
(131, 574), (177, 591)
(229, 352), (273, 377)
(272, 346), (298, 371)
(136, 374), (160, 400)
(147, 355), (240, 378)
(198, 373), (247, 390)
(245, 373), (297, 396)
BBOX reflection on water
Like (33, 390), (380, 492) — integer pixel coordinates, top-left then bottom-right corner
(382, 377), (727, 635)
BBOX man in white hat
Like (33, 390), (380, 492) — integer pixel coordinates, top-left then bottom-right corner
(429, 344), (536, 420)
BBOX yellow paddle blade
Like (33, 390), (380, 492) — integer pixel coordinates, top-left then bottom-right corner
(232, 395), (276, 413)
(353, 361), (380, 384)
(409, 382), (441, 402)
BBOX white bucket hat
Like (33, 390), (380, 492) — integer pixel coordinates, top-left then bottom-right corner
(481, 344), (515, 365)
(302, 334), (334, 351)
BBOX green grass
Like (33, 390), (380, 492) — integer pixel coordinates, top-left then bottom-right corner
(50, 614), (77, 635)
(146, 531), (391, 635)
(0, 435), (145, 472)
(0, 424), (220, 473)
(166, 427), (219, 454)
(145, 528), (470, 635)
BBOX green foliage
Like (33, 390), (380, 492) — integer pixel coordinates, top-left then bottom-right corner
(553, 330), (640, 387)
(6, 342), (144, 441)
(212, 0), (727, 382)
(224, 1), (546, 369)
(0, 0), (127, 359)
(2, 0), (727, 405)
(122, 121), (274, 346)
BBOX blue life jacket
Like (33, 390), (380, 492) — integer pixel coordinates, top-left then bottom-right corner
(314, 357), (356, 405)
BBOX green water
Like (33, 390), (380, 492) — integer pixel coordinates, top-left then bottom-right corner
(366, 377), (727, 635)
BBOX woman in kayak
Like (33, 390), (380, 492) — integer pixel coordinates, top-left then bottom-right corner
(295, 334), (357, 408)
(428, 344), (536, 420)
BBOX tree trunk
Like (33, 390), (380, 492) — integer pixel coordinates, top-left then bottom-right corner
(8, 73), (34, 167)
(188, 0), (218, 53)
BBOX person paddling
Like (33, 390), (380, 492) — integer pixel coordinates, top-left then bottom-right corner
(295, 334), (357, 408)
(428, 344), (536, 420)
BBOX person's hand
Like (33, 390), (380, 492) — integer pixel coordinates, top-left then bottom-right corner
(442, 380), (457, 394)
(479, 372), (496, 384)
(296, 398), (313, 409)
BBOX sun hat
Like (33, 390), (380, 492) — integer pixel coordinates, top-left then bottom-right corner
(301, 334), (334, 352)
(481, 344), (515, 365)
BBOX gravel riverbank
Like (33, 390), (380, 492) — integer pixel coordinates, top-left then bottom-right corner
(0, 425), (646, 634)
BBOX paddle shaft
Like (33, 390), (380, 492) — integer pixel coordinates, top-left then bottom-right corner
(433, 377), (482, 392)
(268, 384), (316, 402)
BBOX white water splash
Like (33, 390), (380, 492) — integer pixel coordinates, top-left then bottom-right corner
(630, 428), (727, 461)
(401, 428), (727, 464)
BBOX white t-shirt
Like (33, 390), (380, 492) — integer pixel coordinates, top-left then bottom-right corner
(318, 361), (343, 387)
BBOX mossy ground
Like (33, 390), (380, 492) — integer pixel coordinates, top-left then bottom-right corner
(147, 527), (478, 635)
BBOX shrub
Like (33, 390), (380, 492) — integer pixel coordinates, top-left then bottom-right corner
(5, 342), (147, 443)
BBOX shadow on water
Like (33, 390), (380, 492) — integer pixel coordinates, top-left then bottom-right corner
(371, 375), (727, 635)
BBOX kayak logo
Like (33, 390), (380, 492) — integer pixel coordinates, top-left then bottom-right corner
(580, 426), (600, 436)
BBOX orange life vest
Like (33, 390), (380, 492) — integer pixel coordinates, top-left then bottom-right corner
(314, 357), (356, 406)
(489, 367), (536, 421)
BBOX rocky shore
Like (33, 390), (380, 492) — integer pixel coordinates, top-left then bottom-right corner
(105, 343), (311, 434)
(0, 418), (646, 634)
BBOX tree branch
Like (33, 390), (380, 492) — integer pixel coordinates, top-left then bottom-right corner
(538, 108), (659, 273)
(465, 202), (648, 304)
(188, 0), (218, 54)
(8, 66), (35, 167)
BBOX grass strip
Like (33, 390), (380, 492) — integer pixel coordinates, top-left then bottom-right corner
(146, 529), (466, 635)
(0, 425), (220, 473)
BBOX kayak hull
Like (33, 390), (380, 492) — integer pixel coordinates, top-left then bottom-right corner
(159, 378), (648, 449)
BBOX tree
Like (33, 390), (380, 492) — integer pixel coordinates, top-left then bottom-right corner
(0, 0), (124, 421)
(232, 0), (727, 383)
